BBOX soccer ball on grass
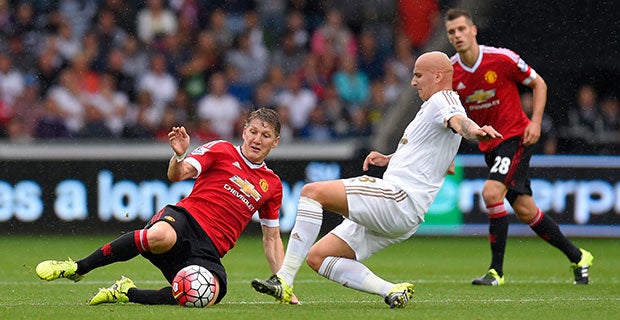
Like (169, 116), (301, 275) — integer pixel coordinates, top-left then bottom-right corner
(172, 265), (218, 307)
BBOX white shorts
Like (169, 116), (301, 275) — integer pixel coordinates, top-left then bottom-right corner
(330, 176), (424, 261)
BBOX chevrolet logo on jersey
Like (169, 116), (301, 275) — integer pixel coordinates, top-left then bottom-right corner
(466, 89), (496, 104)
(230, 175), (261, 200)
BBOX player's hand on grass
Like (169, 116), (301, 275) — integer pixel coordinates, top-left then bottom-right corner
(289, 293), (300, 305)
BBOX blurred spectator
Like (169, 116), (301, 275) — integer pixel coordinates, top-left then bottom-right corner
(33, 48), (64, 98)
(169, 89), (193, 124)
(275, 105), (294, 143)
(289, 0), (326, 35)
(225, 64), (253, 107)
(137, 52), (178, 112)
(299, 106), (337, 142)
(89, 9), (127, 72)
(56, 0), (99, 40)
(153, 107), (179, 141)
(333, 55), (370, 108)
(121, 35), (149, 82)
(283, 9), (309, 50)
(256, 0), (287, 47)
(356, 29), (387, 81)
(220, 0), (256, 35)
(225, 30), (268, 87)
(100, 0), (139, 35)
(0, 52), (25, 111)
(295, 53), (328, 100)
(78, 100), (113, 139)
(275, 74), (317, 133)
(178, 30), (224, 101)
(265, 64), (287, 95)
(209, 8), (234, 50)
(196, 72), (241, 139)
(169, 0), (202, 39)
(387, 35), (416, 84)
(521, 91), (557, 155)
(69, 52), (100, 94)
(106, 48), (137, 101)
(89, 73), (129, 138)
(123, 90), (157, 139)
(39, 69), (85, 137)
(347, 107), (373, 138)
(5, 1), (41, 73)
(137, 0), (178, 47)
(161, 31), (192, 79)
(381, 61), (406, 104)
(51, 20), (81, 64)
(396, 0), (439, 52)
(598, 96), (620, 154)
(0, 0), (10, 33)
(270, 30), (307, 76)
(310, 8), (356, 58)
(252, 80), (276, 109)
(245, 10), (265, 53)
(566, 84), (603, 154)
(191, 117), (220, 142)
(10, 76), (43, 139)
(365, 80), (391, 127)
(320, 83), (350, 137)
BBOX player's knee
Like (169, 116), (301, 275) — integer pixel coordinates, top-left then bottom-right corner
(300, 182), (322, 200)
(147, 222), (177, 254)
(306, 248), (324, 272)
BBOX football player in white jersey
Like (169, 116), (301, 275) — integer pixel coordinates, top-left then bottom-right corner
(252, 51), (502, 308)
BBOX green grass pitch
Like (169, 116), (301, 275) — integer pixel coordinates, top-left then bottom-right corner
(2, 234), (619, 319)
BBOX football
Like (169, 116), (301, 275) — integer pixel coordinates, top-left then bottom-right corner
(172, 265), (218, 307)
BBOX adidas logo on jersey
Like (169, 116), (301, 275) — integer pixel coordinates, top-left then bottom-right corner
(232, 161), (241, 169)
(456, 82), (466, 90)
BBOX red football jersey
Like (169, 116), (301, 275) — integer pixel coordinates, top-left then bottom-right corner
(451, 45), (537, 152)
(178, 140), (282, 257)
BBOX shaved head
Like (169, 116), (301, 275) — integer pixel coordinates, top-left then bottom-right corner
(417, 51), (453, 77)
(411, 51), (454, 100)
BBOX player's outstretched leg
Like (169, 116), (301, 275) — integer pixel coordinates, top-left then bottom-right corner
(571, 249), (594, 284)
(89, 276), (136, 305)
(36, 258), (84, 282)
(251, 274), (293, 303)
(472, 268), (505, 286)
(384, 283), (414, 308)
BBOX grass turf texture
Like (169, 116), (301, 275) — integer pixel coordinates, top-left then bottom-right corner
(2, 235), (619, 320)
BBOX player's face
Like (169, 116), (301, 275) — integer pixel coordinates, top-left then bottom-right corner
(411, 64), (434, 101)
(241, 119), (280, 164)
(446, 17), (477, 53)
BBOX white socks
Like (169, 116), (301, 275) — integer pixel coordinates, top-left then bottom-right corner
(318, 256), (394, 297)
(278, 196), (323, 286)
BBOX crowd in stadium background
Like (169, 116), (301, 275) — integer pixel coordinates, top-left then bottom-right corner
(0, 0), (617, 155)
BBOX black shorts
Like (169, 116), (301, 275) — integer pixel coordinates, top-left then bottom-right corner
(141, 205), (228, 304)
(484, 136), (533, 197)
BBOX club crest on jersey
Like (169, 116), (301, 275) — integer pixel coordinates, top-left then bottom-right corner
(466, 89), (496, 104)
(259, 178), (269, 192)
(484, 70), (498, 84)
(230, 175), (261, 200)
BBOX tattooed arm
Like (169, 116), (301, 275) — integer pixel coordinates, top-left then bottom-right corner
(447, 114), (503, 141)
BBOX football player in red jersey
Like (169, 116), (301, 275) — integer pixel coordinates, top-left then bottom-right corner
(36, 107), (300, 305)
(445, 8), (593, 286)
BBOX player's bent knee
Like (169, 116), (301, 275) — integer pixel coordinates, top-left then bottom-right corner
(306, 248), (324, 272)
(300, 182), (322, 199)
(147, 222), (177, 254)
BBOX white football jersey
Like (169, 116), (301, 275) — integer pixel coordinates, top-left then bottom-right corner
(383, 90), (466, 211)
